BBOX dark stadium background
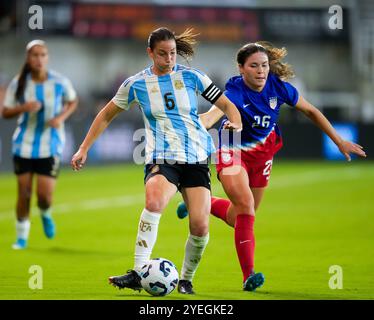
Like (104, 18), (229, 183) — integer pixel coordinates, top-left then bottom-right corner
(0, 0), (372, 170)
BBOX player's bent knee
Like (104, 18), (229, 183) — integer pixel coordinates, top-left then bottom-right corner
(37, 195), (52, 210)
(145, 197), (167, 213)
(189, 221), (209, 237)
(231, 199), (255, 215)
(190, 228), (209, 238)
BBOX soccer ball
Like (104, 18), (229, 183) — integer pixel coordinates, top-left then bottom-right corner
(139, 258), (179, 296)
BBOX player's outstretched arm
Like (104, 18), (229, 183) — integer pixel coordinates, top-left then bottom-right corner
(199, 105), (225, 129)
(214, 94), (242, 132)
(295, 95), (366, 161)
(71, 101), (123, 171)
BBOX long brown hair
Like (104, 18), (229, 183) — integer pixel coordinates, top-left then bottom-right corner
(236, 41), (295, 80)
(15, 62), (31, 103)
(15, 40), (47, 103)
(148, 27), (198, 60)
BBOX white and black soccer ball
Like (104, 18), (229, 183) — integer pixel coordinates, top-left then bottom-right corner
(139, 258), (179, 296)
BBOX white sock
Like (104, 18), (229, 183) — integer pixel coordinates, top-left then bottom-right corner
(134, 208), (161, 271)
(181, 233), (209, 281)
(16, 219), (31, 240)
(40, 208), (52, 218)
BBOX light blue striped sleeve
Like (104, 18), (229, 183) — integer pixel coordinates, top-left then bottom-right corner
(189, 68), (213, 94)
(190, 69), (223, 104)
(61, 77), (77, 102)
(3, 77), (18, 108)
(112, 78), (137, 110)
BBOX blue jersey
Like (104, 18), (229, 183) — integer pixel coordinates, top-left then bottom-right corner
(113, 64), (222, 163)
(219, 73), (299, 150)
(4, 70), (77, 158)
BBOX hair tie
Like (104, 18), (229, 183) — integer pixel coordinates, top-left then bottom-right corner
(26, 39), (46, 52)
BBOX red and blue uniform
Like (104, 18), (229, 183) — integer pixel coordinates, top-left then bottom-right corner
(216, 73), (299, 187)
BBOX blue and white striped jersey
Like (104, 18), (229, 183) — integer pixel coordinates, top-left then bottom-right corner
(112, 64), (222, 163)
(4, 70), (77, 158)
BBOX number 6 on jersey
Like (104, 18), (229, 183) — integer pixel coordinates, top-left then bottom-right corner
(164, 92), (175, 110)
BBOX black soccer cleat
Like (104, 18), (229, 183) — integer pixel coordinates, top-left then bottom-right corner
(177, 280), (195, 294)
(243, 272), (265, 292)
(108, 270), (142, 292)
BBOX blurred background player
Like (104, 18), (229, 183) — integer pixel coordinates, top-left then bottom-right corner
(2, 40), (78, 249)
(177, 42), (367, 291)
(71, 27), (242, 294)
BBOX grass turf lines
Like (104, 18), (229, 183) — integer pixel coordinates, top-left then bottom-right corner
(0, 161), (373, 300)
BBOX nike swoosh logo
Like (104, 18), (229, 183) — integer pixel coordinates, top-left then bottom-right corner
(240, 240), (251, 244)
(243, 104), (251, 108)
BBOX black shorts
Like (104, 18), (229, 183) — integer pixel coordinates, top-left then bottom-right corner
(144, 162), (211, 191)
(13, 156), (61, 178)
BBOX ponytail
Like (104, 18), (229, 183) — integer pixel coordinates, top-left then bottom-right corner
(175, 28), (198, 60)
(15, 62), (31, 103)
(236, 41), (295, 81)
(148, 27), (198, 60)
(257, 41), (295, 80)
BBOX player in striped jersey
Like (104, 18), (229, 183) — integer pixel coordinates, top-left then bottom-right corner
(177, 42), (366, 291)
(71, 27), (242, 294)
(2, 40), (78, 249)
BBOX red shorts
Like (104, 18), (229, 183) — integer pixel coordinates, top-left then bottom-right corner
(215, 130), (282, 188)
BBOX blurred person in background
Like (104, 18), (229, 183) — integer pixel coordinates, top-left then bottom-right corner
(176, 42), (367, 291)
(71, 27), (242, 295)
(2, 40), (78, 249)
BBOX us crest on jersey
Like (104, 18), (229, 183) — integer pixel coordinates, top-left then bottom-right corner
(269, 97), (277, 109)
(221, 152), (232, 163)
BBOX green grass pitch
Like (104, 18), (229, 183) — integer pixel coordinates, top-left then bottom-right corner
(0, 161), (373, 300)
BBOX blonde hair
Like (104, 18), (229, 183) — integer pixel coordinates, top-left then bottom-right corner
(237, 41), (295, 80)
